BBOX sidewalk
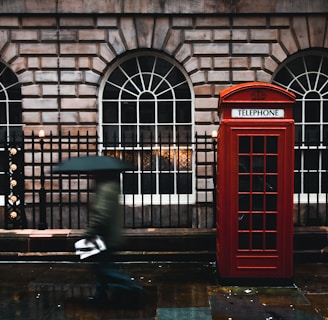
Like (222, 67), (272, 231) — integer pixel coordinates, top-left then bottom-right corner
(0, 261), (326, 320)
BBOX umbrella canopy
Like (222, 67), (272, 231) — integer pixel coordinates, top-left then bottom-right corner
(52, 155), (133, 174)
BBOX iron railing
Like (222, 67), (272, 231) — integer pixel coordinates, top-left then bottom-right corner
(1, 132), (328, 229)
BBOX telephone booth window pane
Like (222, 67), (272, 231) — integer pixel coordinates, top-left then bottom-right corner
(239, 136), (250, 153)
(239, 214), (250, 230)
(266, 156), (277, 173)
(253, 136), (264, 153)
(252, 175), (264, 191)
(267, 136), (278, 153)
(252, 194), (263, 211)
(266, 233), (277, 249)
(266, 194), (277, 211)
(252, 233), (263, 249)
(266, 175), (277, 191)
(252, 214), (264, 230)
(253, 156), (264, 172)
(239, 233), (250, 249)
(239, 175), (250, 191)
(239, 194), (250, 211)
(239, 156), (250, 172)
(266, 214), (277, 230)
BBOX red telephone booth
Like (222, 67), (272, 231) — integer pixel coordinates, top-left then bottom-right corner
(216, 82), (296, 283)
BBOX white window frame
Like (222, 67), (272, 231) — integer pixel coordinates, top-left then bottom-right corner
(99, 51), (195, 205)
(272, 50), (328, 203)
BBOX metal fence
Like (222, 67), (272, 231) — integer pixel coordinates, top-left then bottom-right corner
(2, 132), (328, 229)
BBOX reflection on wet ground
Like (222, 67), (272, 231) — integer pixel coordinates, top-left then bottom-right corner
(0, 262), (326, 319)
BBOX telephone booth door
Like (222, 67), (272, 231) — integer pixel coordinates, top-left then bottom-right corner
(216, 82), (296, 282)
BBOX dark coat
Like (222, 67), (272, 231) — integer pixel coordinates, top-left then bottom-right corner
(84, 180), (123, 248)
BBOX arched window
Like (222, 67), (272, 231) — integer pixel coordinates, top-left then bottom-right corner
(0, 62), (24, 228)
(100, 52), (194, 204)
(272, 50), (328, 201)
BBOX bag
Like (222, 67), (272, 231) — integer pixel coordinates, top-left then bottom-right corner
(74, 235), (107, 259)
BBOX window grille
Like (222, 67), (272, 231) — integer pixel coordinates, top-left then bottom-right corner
(100, 52), (194, 204)
(272, 50), (328, 203)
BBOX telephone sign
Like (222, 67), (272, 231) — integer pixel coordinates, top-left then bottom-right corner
(216, 82), (296, 282)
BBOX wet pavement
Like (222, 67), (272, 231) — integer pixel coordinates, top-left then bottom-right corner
(0, 261), (327, 320)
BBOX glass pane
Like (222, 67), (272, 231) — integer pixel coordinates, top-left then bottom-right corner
(304, 172), (319, 193)
(239, 194), (250, 211)
(103, 126), (119, 145)
(324, 125), (328, 145)
(239, 136), (250, 153)
(294, 149), (301, 170)
(141, 173), (156, 194)
(252, 175), (264, 191)
(295, 125), (302, 144)
(175, 82), (191, 99)
(154, 57), (172, 77)
(293, 101), (302, 123)
(121, 125), (137, 145)
(140, 125), (155, 143)
(304, 150), (318, 169)
(158, 102), (173, 123)
(266, 136), (278, 153)
(177, 149), (192, 170)
(239, 156), (250, 172)
(159, 173), (174, 194)
(266, 156), (277, 173)
(141, 151), (156, 170)
(158, 125), (173, 142)
(266, 233), (277, 249)
(238, 214), (250, 230)
(305, 125), (320, 145)
(323, 149), (328, 170)
(252, 195), (263, 211)
(266, 175), (277, 192)
(0, 174), (6, 193)
(0, 151), (8, 171)
(123, 173), (138, 194)
(103, 102), (118, 123)
(176, 101), (191, 123)
(239, 175), (250, 191)
(158, 149), (174, 171)
(103, 83), (120, 99)
(122, 102), (137, 123)
(9, 102), (22, 124)
(177, 173), (192, 194)
(294, 172), (301, 193)
(323, 101), (328, 122)
(252, 214), (263, 230)
(238, 233), (250, 249)
(252, 233), (263, 249)
(253, 156), (264, 172)
(9, 127), (23, 143)
(0, 127), (6, 146)
(266, 194), (277, 211)
(305, 95), (320, 122)
(0, 102), (6, 124)
(140, 97), (155, 123)
(253, 136), (264, 153)
(176, 125), (191, 143)
(321, 173), (328, 193)
(266, 214), (277, 230)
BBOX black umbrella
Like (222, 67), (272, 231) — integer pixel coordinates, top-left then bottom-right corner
(52, 155), (133, 174)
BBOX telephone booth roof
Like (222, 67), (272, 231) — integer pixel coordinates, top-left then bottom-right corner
(219, 82), (296, 104)
(218, 82), (296, 119)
